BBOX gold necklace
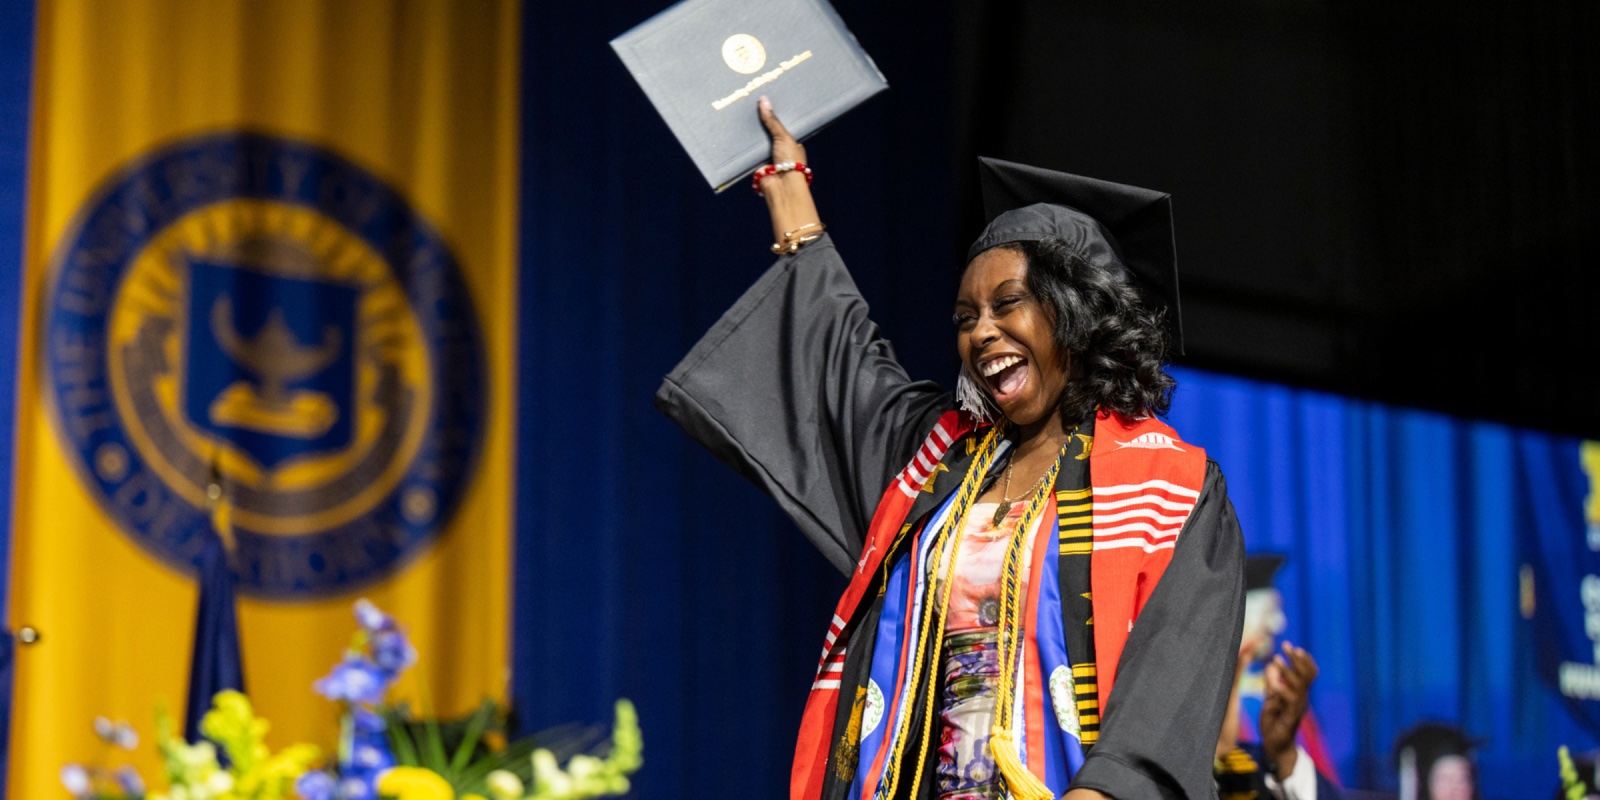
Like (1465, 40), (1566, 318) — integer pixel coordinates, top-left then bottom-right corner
(991, 425), (1081, 526)
(992, 458), (1051, 526)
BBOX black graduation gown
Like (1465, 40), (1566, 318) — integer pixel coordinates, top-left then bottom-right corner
(657, 235), (1246, 800)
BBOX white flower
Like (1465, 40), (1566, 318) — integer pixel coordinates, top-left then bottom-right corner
(206, 769), (235, 794)
(60, 764), (92, 796)
(487, 769), (525, 800)
(531, 749), (572, 798)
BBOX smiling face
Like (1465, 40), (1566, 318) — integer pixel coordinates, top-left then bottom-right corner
(954, 246), (1071, 429)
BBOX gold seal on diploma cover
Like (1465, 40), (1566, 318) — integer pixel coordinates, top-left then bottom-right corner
(722, 33), (766, 74)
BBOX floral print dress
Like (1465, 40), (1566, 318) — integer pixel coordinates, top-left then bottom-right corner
(933, 501), (1036, 800)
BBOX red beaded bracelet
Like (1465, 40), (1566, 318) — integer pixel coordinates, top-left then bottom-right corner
(752, 161), (813, 195)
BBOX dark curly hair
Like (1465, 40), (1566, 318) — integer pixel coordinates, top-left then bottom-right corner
(996, 237), (1176, 424)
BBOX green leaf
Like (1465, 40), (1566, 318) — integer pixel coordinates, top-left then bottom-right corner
(449, 699), (496, 774)
(386, 710), (419, 767)
(421, 713), (449, 777)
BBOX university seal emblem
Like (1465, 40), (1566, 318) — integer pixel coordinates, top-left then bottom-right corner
(43, 133), (486, 597)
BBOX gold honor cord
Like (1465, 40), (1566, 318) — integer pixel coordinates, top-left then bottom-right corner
(988, 445), (1068, 800)
(875, 422), (1007, 800)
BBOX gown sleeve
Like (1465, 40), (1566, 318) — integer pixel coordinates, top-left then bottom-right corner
(1069, 459), (1248, 799)
(654, 234), (950, 575)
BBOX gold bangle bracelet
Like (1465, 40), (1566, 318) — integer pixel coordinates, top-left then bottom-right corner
(772, 222), (826, 254)
(782, 222), (823, 240)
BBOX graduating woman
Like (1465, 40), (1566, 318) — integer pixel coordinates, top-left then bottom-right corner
(657, 100), (1245, 800)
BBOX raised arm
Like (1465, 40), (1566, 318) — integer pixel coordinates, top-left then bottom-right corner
(655, 100), (949, 573)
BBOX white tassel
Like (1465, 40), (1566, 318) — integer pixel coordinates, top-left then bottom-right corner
(956, 364), (997, 423)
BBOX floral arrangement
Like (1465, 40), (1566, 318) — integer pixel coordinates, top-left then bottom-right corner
(296, 599), (416, 800)
(62, 600), (642, 800)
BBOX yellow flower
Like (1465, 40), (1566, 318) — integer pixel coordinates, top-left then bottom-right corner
(201, 690), (271, 773)
(377, 766), (456, 800)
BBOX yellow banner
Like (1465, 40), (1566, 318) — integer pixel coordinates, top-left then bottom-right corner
(7, 2), (518, 796)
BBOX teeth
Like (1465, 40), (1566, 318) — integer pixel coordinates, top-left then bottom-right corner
(981, 355), (1021, 377)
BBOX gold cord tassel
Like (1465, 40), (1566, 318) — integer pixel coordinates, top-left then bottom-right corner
(985, 440), (1070, 800)
(876, 423), (1008, 800)
(989, 727), (1054, 800)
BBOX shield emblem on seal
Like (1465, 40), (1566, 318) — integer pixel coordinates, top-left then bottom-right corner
(183, 253), (359, 469)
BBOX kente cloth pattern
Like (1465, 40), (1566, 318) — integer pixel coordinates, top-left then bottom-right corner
(806, 410), (1206, 800)
(1213, 741), (1346, 800)
(1215, 746), (1269, 800)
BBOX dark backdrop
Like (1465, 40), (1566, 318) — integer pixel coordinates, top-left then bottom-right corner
(957, 0), (1600, 437)
(514, 0), (1597, 797)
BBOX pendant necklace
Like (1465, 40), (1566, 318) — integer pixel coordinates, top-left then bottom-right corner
(992, 426), (1079, 526)
(992, 460), (1051, 527)
(992, 462), (1016, 526)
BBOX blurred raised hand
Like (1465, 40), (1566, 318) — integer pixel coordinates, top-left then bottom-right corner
(1260, 640), (1319, 780)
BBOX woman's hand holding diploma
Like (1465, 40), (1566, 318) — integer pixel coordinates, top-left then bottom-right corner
(757, 97), (823, 248)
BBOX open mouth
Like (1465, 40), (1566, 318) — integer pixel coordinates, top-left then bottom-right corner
(979, 354), (1030, 405)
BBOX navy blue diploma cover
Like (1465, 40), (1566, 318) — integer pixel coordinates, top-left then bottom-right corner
(611, 0), (888, 191)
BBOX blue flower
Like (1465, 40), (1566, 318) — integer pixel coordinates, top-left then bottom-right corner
(313, 655), (388, 704)
(353, 599), (394, 633)
(351, 707), (388, 734)
(115, 765), (146, 797)
(296, 770), (337, 800)
(93, 717), (140, 749)
(351, 742), (394, 770)
(338, 775), (375, 800)
(370, 628), (417, 676)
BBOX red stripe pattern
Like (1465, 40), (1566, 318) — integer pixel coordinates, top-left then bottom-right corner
(892, 420), (957, 498)
(813, 613), (848, 689)
(1090, 479), (1200, 553)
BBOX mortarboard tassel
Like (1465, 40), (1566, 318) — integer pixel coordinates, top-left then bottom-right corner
(989, 726), (1053, 800)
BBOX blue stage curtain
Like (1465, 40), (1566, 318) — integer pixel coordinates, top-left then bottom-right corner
(515, 2), (960, 798)
(0, 3), (35, 795)
(1166, 366), (1595, 797)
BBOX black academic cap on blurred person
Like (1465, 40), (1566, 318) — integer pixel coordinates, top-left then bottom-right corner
(1245, 554), (1287, 592)
(968, 156), (1183, 353)
(1394, 722), (1481, 782)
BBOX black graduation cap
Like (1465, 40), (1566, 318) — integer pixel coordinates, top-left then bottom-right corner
(969, 156), (1184, 353)
(1245, 554), (1287, 592)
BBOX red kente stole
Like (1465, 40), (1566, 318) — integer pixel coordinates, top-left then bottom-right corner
(790, 410), (1206, 800)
